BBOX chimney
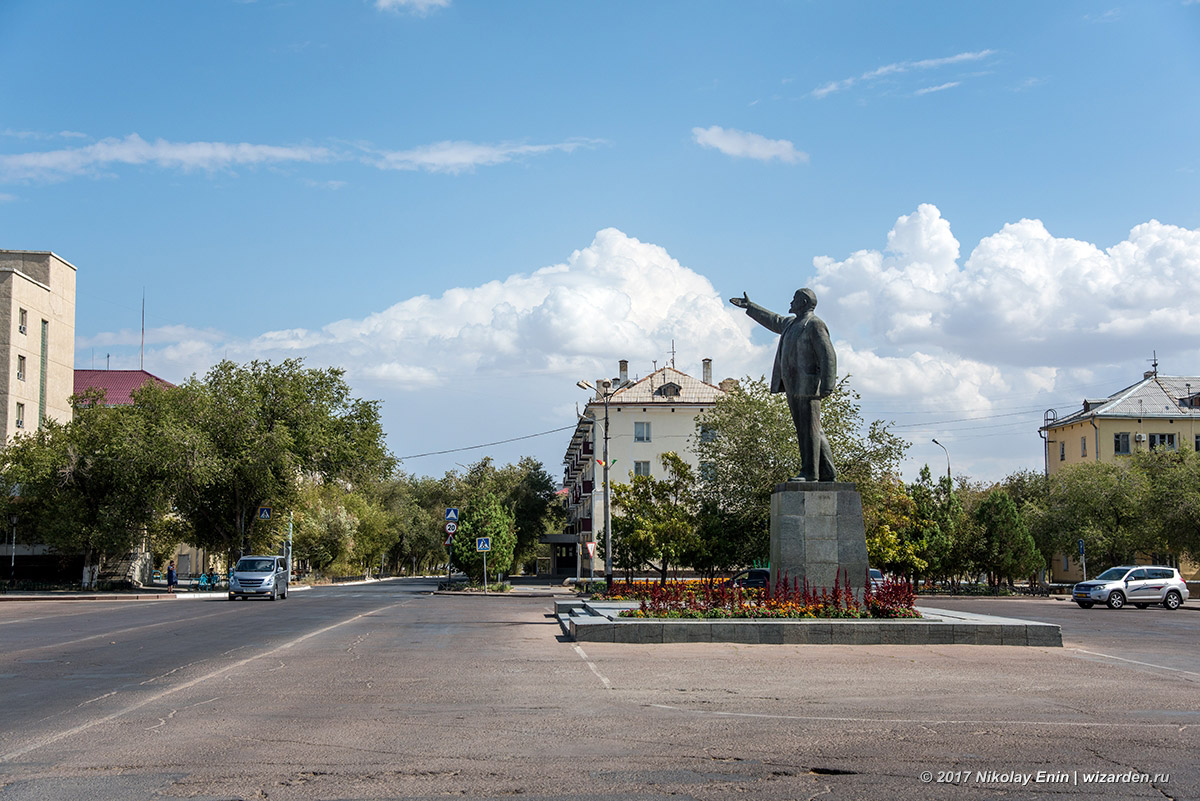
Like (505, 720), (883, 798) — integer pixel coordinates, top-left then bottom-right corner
(619, 359), (629, 385)
(702, 358), (712, 384)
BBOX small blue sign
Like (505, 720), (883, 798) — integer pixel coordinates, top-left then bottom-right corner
(1077, 539), (1085, 556)
(476, 537), (491, 552)
(258, 507), (272, 521)
(445, 507), (459, 522)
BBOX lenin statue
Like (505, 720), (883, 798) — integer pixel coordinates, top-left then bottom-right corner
(731, 288), (837, 482)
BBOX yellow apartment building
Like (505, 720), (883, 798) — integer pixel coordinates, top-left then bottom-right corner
(1041, 368), (1200, 582)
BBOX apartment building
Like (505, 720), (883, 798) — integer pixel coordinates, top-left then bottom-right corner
(553, 358), (733, 577)
(0, 251), (77, 441)
(1041, 367), (1200, 581)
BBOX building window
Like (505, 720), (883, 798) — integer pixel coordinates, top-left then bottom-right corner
(699, 424), (717, 444)
(1081, 437), (1087, 458)
(1149, 433), (1176, 451)
(1114, 432), (1131, 455)
(633, 461), (651, 477)
(1062, 554), (1069, 572)
(17, 308), (26, 335)
(1059, 442), (1065, 461)
(634, 421), (651, 442)
(16, 355), (24, 381)
(15, 403), (24, 429)
(1195, 435), (1200, 453)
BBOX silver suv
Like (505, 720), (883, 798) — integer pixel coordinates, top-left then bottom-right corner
(1073, 565), (1189, 610)
(229, 556), (289, 601)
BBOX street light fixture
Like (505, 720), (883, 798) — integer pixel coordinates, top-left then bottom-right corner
(577, 378), (614, 589)
(931, 438), (951, 493)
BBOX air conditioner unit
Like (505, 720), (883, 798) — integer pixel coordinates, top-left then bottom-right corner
(15, 419), (23, 429)
(1134, 433), (1146, 442)
(18, 325), (26, 335)
(15, 372), (23, 381)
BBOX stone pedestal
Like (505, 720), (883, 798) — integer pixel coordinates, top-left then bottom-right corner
(770, 481), (869, 598)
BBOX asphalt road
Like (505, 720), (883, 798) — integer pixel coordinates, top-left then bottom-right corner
(0, 581), (1196, 800)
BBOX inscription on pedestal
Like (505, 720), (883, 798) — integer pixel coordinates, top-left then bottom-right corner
(770, 481), (869, 597)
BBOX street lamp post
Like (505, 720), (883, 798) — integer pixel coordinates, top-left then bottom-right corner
(577, 379), (614, 589)
(8, 513), (17, 587)
(931, 438), (951, 495)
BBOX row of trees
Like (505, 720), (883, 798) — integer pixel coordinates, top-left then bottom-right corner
(0, 359), (562, 587)
(608, 376), (1198, 586)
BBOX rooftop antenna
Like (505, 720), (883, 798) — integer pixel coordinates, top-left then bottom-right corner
(669, 339), (677, 368)
(140, 288), (145, 371)
(1148, 351), (1158, 377)
(106, 353), (110, 370)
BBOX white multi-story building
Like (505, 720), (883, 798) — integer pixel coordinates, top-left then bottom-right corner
(552, 358), (733, 577)
(0, 251), (77, 441)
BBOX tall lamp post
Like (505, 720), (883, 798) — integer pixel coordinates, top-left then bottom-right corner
(8, 512), (17, 588)
(577, 379), (614, 589)
(931, 438), (951, 495)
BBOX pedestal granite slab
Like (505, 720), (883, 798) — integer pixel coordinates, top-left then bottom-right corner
(770, 481), (869, 598)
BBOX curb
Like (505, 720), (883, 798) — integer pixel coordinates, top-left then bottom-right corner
(558, 599), (1063, 647)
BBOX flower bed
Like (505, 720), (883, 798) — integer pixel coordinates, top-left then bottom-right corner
(601, 573), (919, 619)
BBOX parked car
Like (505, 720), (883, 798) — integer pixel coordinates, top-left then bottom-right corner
(1072, 565), (1189, 610)
(869, 568), (884, 590)
(726, 568), (770, 589)
(229, 556), (289, 601)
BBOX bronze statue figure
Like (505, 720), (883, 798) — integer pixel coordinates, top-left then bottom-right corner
(731, 288), (837, 482)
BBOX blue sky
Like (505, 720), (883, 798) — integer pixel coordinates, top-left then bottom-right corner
(3, 0), (1199, 482)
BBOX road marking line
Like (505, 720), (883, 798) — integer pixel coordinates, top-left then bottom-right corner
(0, 599), (416, 762)
(572, 644), (612, 690)
(4, 609), (235, 656)
(646, 704), (1186, 729)
(1069, 648), (1200, 678)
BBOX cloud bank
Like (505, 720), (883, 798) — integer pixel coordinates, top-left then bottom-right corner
(84, 212), (1200, 479)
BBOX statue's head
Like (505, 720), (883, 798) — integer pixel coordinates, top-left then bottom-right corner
(790, 288), (817, 314)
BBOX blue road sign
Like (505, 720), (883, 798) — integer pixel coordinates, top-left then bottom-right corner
(476, 537), (491, 552)
(258, 507), (272, 521)
(1078, 539), (1085, 556)
(445, 508), (459, 522)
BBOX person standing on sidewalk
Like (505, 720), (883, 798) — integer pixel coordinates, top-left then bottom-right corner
(166, 561), (177, 593)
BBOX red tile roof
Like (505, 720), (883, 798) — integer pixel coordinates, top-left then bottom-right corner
(73, 369), (174, 406)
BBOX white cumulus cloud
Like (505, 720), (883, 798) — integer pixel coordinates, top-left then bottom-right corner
(692, 126), (807, 164)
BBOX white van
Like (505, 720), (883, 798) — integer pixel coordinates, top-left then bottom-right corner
(229, 555), (289, 601)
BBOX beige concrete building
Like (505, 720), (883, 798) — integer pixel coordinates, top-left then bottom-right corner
(553, 359), (732, 577)
(1041, 368), (1200, 582)
(0, 251), (77, 440)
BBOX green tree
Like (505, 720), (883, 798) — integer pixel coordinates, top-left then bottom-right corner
(451, 492), (516, 583)
(611, 452), (698, 582)
(1130, 448), (1200, 562)
(973, 488), (1042, 585)
(1, 390), (193, 587)
(1030, 460), (1151, 570)
(139, 359), (392, 562)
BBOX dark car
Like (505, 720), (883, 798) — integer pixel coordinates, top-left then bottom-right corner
(726, 568), (770, 589)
